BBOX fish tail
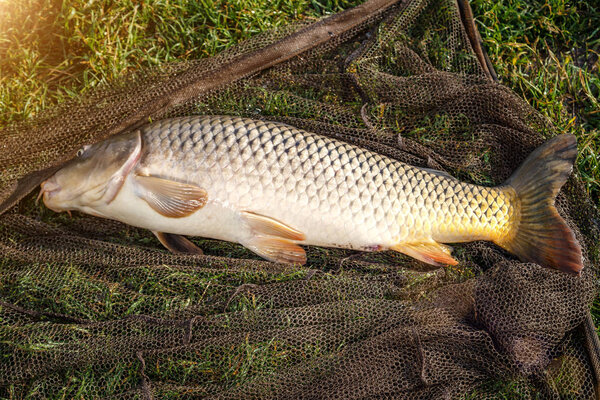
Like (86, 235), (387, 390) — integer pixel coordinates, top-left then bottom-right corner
(499, 134), (582, 274)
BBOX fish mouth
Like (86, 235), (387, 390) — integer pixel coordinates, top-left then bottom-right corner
(38, 179), (64, 213)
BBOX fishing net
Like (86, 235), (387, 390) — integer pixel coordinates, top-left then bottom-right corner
(1, 0), (599, 398)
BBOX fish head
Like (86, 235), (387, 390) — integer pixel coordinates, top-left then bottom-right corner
(40, 131), (142, 215)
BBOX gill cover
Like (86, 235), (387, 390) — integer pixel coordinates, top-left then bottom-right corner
(99, 131), (143, 203)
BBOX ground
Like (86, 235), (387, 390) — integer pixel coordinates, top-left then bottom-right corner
(0, 0), (599, 396)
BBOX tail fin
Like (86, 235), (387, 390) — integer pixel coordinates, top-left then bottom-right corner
(500, 134), (582, 274)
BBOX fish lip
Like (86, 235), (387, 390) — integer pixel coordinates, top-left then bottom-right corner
(39, 179), (64, 212)
(39, 180), (60, 199)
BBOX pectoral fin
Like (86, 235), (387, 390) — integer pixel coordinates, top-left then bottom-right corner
(153, 231), (203, 255)
(391, 241), (458, 266)
(245, 236), (306, 264)
(135, 175), (207, 218)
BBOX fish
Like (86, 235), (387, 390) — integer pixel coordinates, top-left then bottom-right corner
(40, 115), (583, 273)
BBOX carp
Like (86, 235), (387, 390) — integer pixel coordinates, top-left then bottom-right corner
(40, 115), (582, 273)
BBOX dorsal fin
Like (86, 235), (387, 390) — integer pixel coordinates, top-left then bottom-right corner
(421, 167), (452, 179)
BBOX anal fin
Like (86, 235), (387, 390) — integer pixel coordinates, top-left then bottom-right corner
(391, 241), (458, 266)
(153, 231), (204, 255)
(245, 236), (306, 265)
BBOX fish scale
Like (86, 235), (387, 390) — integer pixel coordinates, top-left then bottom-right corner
(138, 115), (515, 250)
(41, 115), (582, 272)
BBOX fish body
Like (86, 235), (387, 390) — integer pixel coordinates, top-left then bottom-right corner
(41, 115), (582, 273)
(101, 117), (513, 250)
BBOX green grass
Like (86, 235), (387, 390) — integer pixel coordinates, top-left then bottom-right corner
(1, 0), (599, 398)
(2, 0), (596, 199)
(471, 0), (600, 204)
(1, 0), (598, 198)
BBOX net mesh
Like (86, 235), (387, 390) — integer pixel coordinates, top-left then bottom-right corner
(1, 0), (599, 398)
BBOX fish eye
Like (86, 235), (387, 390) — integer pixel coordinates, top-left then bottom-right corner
(76, 145), (91, 157)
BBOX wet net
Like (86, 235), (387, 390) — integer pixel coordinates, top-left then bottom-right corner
(1, 0), (599, 398)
